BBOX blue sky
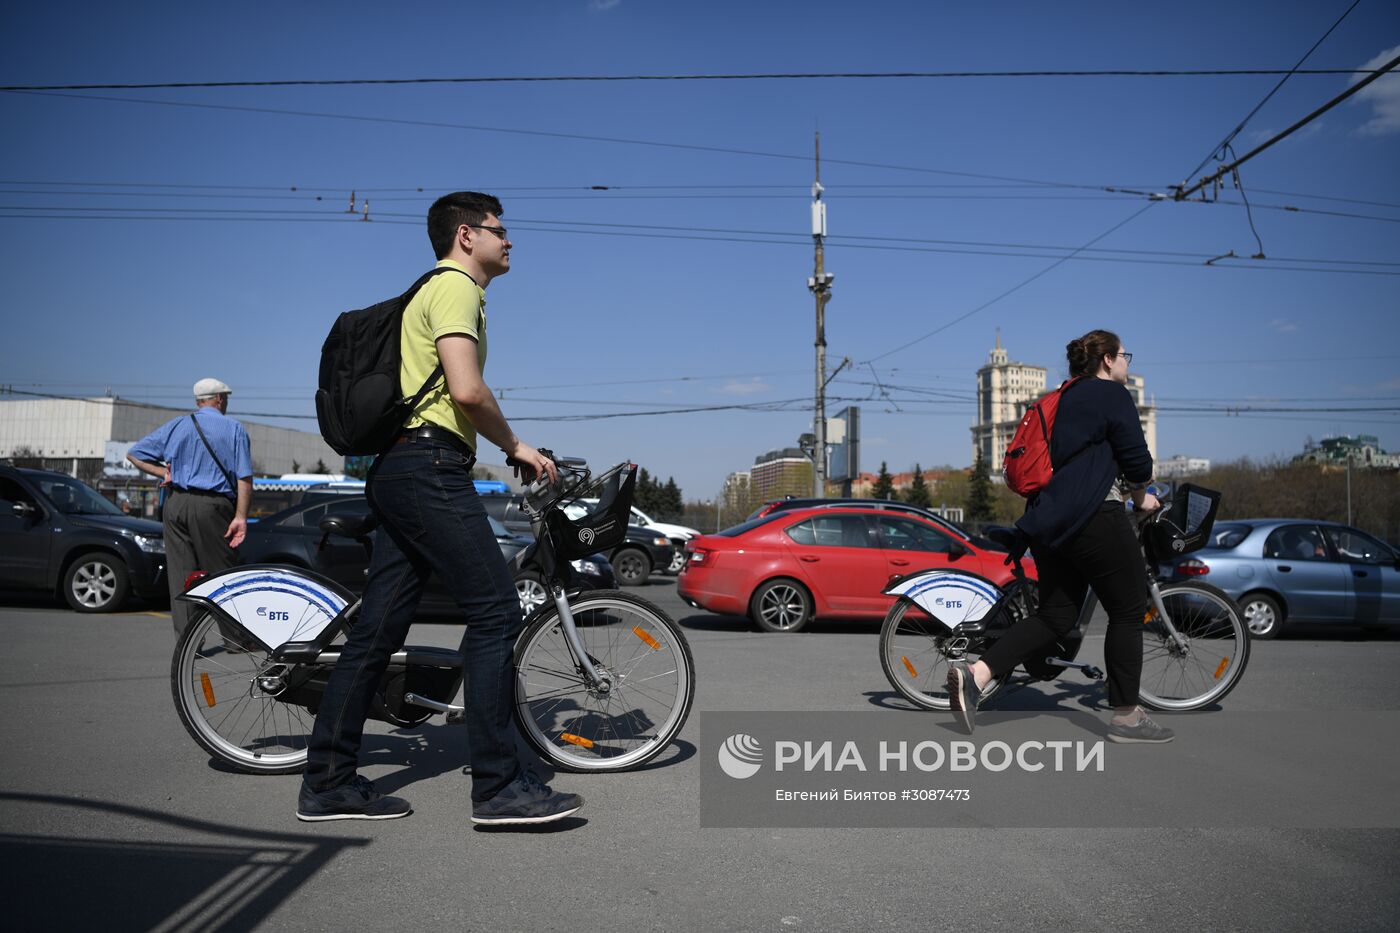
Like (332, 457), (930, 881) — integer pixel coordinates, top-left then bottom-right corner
(2, 1), (1398, 499)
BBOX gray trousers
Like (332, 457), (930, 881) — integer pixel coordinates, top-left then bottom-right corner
(163, 490), (238, 635)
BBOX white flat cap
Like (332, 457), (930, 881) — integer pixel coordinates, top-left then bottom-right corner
(193, 377), (232, 399)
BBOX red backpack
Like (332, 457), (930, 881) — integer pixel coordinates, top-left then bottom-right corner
(1002, 376), (1086, 497)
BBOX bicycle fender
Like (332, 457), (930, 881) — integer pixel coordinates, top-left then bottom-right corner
(179, 564), (352, 648)
(883, 569), (1002, 625)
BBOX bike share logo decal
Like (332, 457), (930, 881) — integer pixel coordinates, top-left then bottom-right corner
(718, 733), (764, 779)
(577, 518), (617, 546)
(255, 607), (291, 621)
(1172, 538), (1186, 552)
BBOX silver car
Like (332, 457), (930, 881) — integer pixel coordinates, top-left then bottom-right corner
(1160, 518), (1400, 638)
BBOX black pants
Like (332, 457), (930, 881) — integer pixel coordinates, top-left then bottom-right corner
(303, 438), (525, 803)
(163, 489), (237, 635)
(980, 502), (1148, 708)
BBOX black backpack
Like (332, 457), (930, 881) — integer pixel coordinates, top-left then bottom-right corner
(315, 266), (471, 456)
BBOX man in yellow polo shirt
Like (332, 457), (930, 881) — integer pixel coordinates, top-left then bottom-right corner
(298, 192), (582, 826)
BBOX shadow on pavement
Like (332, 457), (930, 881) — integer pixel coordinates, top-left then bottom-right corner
(0, 792), (369, 931)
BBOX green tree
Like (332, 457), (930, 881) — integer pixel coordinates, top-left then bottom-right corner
(314, 458), (329, 474)
(872, 461), (894, 500)
(904, 464), (931, 507)
(661, 477), (684, 521)
(291, 459), (302, 474)
(966, 453), (996, 524)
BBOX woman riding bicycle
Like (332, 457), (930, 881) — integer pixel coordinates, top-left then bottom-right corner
(948, 329), (1172, 743)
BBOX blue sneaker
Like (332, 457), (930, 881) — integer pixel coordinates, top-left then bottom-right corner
(471, 772), (583, 826)
(296, 775), (412, 822)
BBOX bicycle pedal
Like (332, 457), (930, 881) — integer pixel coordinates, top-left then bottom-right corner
(1082, 665), (1104, 680)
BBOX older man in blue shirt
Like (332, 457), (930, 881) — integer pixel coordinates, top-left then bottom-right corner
(127, 378), (253, 635)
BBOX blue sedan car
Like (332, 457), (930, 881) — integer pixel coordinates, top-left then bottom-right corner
(1160, 519), (1400, 638)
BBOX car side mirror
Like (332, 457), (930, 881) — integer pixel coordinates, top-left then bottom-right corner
(11, 501), (37, 520)
(949, 543), (969, 559)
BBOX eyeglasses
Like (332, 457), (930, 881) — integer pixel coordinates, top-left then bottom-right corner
(1117, 351), (1133, 365)
(467, 224), (508, 241)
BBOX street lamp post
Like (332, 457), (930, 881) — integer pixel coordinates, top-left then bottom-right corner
(808, 132), (834, 498)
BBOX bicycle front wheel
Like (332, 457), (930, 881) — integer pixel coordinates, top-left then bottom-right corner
(878, 598), (1010, 711)
(171, 608), (312, 774)
(514, 590), (695, 772)
(1138, 581), (1249, 712)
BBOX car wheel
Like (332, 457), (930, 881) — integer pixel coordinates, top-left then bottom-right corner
(516, 571), (550, 616)
(667, 549), (687, 574)
(1241, 592), (1283, 639)
(749, 578), (814, 633)
(63, 551), (130, 613)
(612, 548), (651, 587)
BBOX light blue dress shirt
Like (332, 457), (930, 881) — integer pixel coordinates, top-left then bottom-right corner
(128, 408), (253, 498)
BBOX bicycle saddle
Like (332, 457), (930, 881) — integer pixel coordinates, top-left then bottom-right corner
(320, 513), (379, 539)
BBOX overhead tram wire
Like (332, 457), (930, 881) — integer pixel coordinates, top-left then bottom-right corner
(0, 89), (1193, 190)
(0, 69), (1375, 92)
(1178, 0), (1364, 188)
(4, 206), (1396, 276)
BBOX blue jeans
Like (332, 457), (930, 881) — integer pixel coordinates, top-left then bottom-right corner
(303, 438), (525, 803)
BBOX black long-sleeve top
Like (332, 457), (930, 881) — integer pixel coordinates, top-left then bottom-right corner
(1014, 377), (1153, 550)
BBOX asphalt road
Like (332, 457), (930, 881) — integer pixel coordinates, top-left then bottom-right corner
(2, 580), (1398, 932)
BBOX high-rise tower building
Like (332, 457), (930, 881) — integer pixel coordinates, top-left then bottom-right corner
(971, 332), (1047, 472)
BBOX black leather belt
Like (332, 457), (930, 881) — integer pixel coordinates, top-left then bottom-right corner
(396, 424), (476, 461)
(170, 485), (232, 499)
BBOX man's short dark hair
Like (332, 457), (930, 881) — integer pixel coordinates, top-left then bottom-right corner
(428, 191), (505, 259)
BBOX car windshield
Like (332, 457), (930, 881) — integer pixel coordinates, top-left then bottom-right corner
(715, 514), (783, 538)
(31, 474), (123, 516)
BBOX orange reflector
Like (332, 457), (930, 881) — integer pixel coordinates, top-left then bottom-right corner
(1143, 607), (1158, 624)
(560, 733), (594, 749)
(1214, 658), (1229, 680)
(200, 672), (216, 707)
(901, 656), (918, 679)
(632, 626), (660, 650)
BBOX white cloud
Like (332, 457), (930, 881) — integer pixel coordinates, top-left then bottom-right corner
(713, 378), (772, 396)
(1268, 318), (1299, 333)
(588, 0), (621, 11)
(1243, 121), (1322, 147)
(1353, 44), (1400, 136)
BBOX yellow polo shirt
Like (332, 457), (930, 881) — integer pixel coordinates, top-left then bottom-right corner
(401, 259), (487, 449)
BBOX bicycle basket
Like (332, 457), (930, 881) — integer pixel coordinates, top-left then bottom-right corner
(543, 462), (638, 560)
(1143, 483), (1222, 563)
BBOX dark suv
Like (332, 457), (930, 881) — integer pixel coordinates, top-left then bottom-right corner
(747, 497), (1006, 552)
(0, 465), (168, 612)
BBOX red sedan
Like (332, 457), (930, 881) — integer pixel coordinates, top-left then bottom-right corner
(679, 506), (1031, 632)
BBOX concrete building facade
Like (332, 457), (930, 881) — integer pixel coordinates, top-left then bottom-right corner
(750, 448), (813, 502)
(1, 396), (342, 486)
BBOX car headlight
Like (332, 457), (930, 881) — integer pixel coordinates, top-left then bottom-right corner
(117, 528), (165, 554)
(653, 537), (670, 547)
(570, 559), (602, 577)
(134, 534), (165, 554)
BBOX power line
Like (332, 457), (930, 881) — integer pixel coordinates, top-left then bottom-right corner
(0, 69), (1374, 92)
(1180, 0), (1364, 186)
(1176, 49), (1400, 201)
(0, 90), (1173, 188)
(6, 204), (1395, 276)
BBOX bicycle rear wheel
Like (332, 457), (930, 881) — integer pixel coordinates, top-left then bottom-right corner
(171, 608), (312, 774)
(514, 590), (695, 772)
(1138, 581), (1249, 711)
(878, 598), (1012, 711)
